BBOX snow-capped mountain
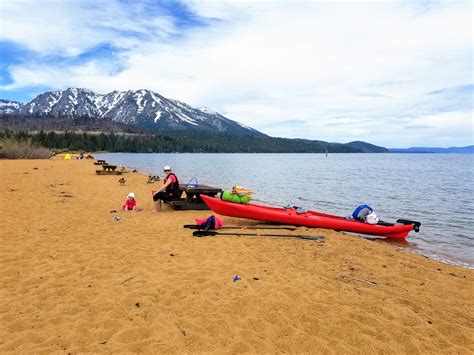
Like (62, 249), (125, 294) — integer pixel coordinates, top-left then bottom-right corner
(2, 88), (264, 136)
(0, 99), (23, 114)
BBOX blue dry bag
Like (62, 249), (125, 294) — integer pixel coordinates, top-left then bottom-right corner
(352, 204), (374, 221)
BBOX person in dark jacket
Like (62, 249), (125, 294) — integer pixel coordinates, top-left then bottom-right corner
(152, 166), (180, 212)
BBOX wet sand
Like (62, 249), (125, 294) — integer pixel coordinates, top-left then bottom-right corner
(0, 158), (472, 353)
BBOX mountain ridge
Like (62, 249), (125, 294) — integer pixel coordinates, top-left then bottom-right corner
(345, 141), (388, 153)
(1, 88), (263, 136)
(0, 88), (388, 153)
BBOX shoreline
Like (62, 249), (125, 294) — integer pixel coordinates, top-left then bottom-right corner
(96, 152), (474, 271)
(0, 157), (473, 352)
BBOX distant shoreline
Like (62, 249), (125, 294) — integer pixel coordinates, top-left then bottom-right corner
(389, 146), (474, 154)
(389, 151), (473, 154)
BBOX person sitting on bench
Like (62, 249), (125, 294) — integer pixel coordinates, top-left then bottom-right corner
(152, 166), (180, 212)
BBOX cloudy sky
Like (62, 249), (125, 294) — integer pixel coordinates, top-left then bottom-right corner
(0, 0), (472, 147)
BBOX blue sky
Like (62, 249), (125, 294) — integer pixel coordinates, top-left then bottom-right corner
(0, 0), (472, 147)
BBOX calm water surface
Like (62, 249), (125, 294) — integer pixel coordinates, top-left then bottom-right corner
(97, 153), (474, 269)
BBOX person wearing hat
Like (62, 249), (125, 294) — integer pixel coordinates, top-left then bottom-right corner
(152, 166), (180, 211)
(122, 192), (137, 211)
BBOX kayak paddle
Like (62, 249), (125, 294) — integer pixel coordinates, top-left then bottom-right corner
(192, 230), (324, 241)
(183, 224), (297, 231)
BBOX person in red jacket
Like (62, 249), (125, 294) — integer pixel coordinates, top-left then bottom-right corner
(152, 166), (180, 212)
(122, 192), (137, 211)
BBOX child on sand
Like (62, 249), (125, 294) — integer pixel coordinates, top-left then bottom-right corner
(122, 192), (137, 211)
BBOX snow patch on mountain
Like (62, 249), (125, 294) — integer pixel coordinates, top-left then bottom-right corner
(151, 92), (162, 103)
(45, 92), (61, 113)
(200, 107), (218, 114)
(154, 111), (162, 122)
(0, 99), (23, 114)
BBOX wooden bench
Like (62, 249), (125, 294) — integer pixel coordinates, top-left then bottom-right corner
(169, 184), (222, 210)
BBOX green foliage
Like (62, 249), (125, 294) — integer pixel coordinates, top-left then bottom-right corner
(0, 130), (370, 153)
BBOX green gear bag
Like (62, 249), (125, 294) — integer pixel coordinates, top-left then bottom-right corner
(221, 190), (251, 204)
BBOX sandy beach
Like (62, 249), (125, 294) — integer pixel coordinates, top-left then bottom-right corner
(0, 157), (472, 353)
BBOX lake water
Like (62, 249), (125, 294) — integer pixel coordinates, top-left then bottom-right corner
(96, 153), (474, 269)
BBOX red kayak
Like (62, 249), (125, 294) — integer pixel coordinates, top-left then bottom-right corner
(201, 195), (420, 239)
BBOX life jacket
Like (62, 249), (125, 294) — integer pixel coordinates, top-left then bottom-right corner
(195, 215), (224, 230)
(165, 173), (180, 198)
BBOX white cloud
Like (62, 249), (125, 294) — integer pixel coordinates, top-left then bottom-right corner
(0, 0), (472, 147)
(0, 0), (177, 54)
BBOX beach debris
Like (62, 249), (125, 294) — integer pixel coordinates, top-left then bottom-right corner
(99, 340), (108, 345)
(341, 275), (378, 286)
(233, 276), (241, 282)
(181, 330), (186, 336)
(110, 210), (117, 213)
(118, 177), (126, 186)
(120, 277), (135, 284)
(170, 253), (175, 257)
(253, 277), (260, 281)
(59, 192), (74, 198)
(135, 302), (140, 308)
(113, 215), (121, 221)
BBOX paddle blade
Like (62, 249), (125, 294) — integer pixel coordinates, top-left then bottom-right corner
(193, 230), (218, 237)
(184, 224), (200, 229)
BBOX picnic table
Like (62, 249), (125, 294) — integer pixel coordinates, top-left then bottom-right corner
(95, 164), (122, 175)
(94, 159), (107, 165)
(102, 164), (117, 172)
(170, 184), (222, 210)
